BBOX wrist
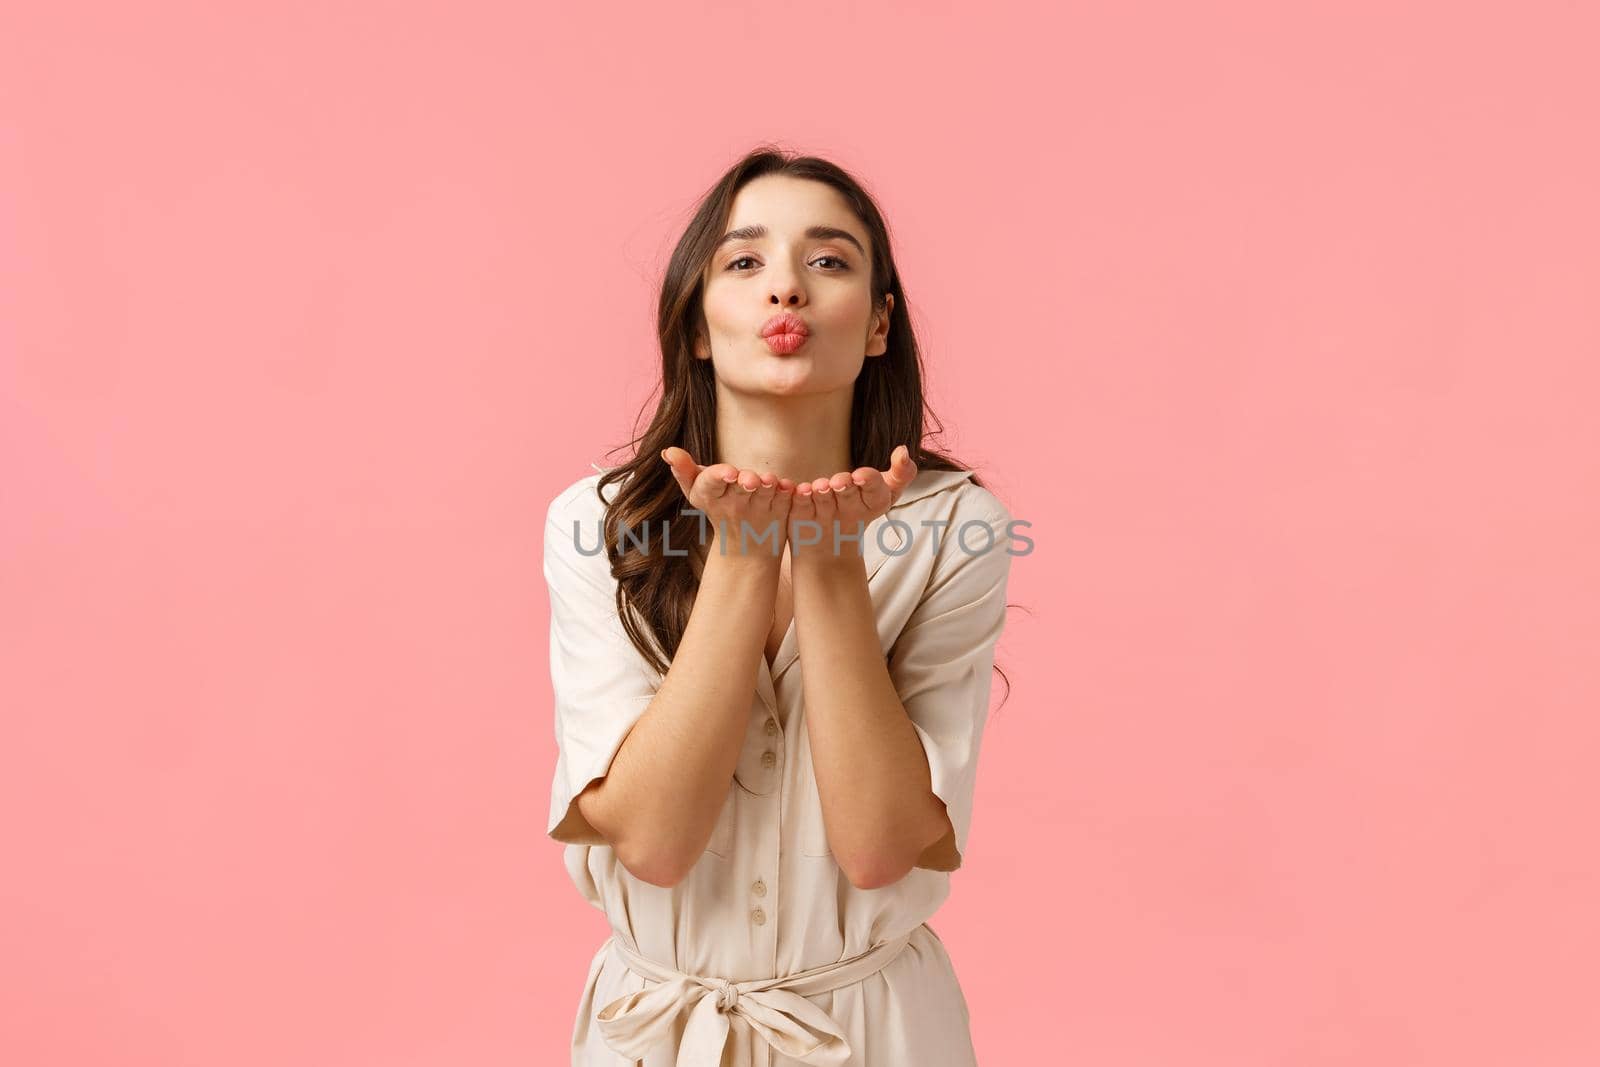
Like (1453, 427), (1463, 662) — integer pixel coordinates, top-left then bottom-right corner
(791, 539), (866, 573)
(789, 516), (871, 569)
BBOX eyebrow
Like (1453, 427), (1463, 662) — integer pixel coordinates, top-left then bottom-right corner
(715, 224), (868, 259)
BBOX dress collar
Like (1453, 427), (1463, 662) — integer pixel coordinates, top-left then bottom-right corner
(890, 467), (974, 508)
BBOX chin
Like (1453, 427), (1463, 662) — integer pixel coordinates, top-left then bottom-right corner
(757, 372), (818, 396)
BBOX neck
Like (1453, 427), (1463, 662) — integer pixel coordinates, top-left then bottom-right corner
(712, 384), (854, 485)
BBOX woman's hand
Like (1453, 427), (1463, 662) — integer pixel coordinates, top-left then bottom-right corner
(660, 447), (794, 561)
(788, 445), (919, 564)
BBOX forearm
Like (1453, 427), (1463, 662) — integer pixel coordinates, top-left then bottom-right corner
(585, 541), (778, 885)
(792, 552), (946, 889)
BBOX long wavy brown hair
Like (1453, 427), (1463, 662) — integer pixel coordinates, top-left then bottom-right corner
(587, 144), (1010, 701)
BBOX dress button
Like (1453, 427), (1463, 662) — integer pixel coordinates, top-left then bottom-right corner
(752, 879), (766, 897)
(751, 907), (767, 925)
(761, 750), (776, 768)
(765, 719), (779, 736)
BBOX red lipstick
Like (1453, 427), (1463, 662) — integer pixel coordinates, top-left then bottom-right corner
(760, 312), (810, 355)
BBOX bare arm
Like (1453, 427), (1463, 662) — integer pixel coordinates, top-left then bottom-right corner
(578, 532), (778, 887)
(791, 549), (948, 889)
(565, 452), (793, 887)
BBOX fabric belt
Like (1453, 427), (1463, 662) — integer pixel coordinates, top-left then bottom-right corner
(594, 925), (918, 1066)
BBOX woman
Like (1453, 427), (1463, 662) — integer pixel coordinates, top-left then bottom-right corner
(544, 146), (1016, 1066)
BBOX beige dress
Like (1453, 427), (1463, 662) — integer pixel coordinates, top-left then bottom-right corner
(544, 464), (1015, 1066)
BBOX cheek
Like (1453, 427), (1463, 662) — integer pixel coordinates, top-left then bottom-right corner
(701, 285), (740, 333)
(822, 286), (874, 320)
(814, 305), (872, 338)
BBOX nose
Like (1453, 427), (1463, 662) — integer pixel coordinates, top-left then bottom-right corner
(767, 271), (805, 307)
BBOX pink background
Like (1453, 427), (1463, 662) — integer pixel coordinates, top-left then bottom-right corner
(4, 3), (1598, 1065)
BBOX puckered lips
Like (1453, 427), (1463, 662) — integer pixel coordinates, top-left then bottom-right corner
(760, 312), (810, 355)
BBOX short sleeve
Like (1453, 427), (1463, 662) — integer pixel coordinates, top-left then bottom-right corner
(543, 481), (663, 846)
(889, 500), (1015, 872)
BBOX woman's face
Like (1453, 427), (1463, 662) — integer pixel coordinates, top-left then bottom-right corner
(696, 174), (890, 397)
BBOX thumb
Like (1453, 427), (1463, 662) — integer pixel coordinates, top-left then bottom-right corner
(660, 447), (700, 499)
(884, 445), (918, 495)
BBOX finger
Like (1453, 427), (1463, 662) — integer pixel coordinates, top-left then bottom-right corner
(851, 465), (889, 509)
(771, 479), (795, 517)
(661, 447), (702, 499)
(883, 445), (919, 498)
(663, 445), (703, 471)
(809, 476), (837, 520)
(852, 466), (885, 492)
(787, 483), (816, 528)
(699, 462), (742, 500)
(830, 471), (862, 514)
(753, 470), (778, 506)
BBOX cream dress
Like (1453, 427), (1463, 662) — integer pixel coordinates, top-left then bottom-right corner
(544, 464), (1015, 1066)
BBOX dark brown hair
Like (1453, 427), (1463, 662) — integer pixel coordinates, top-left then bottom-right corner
(588, 144), (1009, 701)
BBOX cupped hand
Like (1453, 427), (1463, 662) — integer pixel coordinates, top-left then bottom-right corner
(787, 445), (919, 563)
(660, 446), (794, 560)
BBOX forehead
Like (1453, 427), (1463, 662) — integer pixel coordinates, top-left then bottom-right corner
(723, 175), (863, 243)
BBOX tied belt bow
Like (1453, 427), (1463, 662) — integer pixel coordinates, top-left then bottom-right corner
(594, 927), (917, 1066)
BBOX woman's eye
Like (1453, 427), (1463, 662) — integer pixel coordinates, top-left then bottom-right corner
(725, 255), (849, 272)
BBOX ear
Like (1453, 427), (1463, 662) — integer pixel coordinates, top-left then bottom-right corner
(865, 293), (894, 357)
